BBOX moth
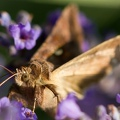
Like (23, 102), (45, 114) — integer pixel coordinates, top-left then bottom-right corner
(4, 4), (120, 117)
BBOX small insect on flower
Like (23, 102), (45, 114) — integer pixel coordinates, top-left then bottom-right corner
(9, 22), (42, 50)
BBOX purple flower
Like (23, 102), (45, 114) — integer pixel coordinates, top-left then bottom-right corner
(0, 97), (22, 120)
(116, 94), (120, 103)
(81, 40), (90, 52)
(9, 22), (41, 50)
(0, 11), (11, 27)
(0, 97), (37, 120)
(56, 93), (91, 120)
(21, 107), (37, 120)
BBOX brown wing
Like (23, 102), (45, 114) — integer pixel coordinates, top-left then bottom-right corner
(31, 4), (83, 62)
(8, 4), (84, 116)
(50, 35), (120, 99)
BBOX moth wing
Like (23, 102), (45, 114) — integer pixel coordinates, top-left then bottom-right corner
(50, 35), (120, 99)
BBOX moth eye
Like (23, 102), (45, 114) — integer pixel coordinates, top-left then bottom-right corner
(23, 74), (27, 78)
(21, 74), (29, 82)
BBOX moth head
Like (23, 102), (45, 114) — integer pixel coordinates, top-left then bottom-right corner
(15, 61), (42, 87)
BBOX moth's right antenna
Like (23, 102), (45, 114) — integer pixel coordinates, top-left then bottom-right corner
(0, 64), (14, 74)
(0, 72), (20, 86)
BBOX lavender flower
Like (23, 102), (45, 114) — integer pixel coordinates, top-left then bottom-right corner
(9, 22), (41, 50)
(56, 93), (81, 120)
(0, 97), (37, 120)
(0, 97), (21, 120)
(0, 11), (11, 27)
(21, 107), (37, 120)
(56, 93), (91, 120)
(116, 94), (120, 103)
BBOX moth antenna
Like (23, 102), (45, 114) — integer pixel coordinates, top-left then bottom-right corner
(0, 72), (20, 86)
(32, 97), (37, 112)
(0, 64), (14, 74)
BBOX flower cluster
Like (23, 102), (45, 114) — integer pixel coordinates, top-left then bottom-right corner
(56, 93), (120, 120)
(0, 10), (42, 53)
(9, 22), (41, 50)
(0, 97), (37, 120)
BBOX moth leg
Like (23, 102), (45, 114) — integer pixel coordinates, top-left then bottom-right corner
(34, 85), (45, 108)
(32, 97), (37, 112)
(45, 84), (60, 105)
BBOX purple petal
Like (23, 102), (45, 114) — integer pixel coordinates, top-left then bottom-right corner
(22, 22), (31, 31)
(32, 25), (42, 40)
(25, 39), (36, 50)
(0, 97), (37, 120)
(11, 100), (23, 109)
(116, 94), (120, 103)
(56, 93), (81, 120)
(0, 97), (22, 120)
(21, 107), (37, 120)
(66, 92), (78, 101)
(81, 40), (90, 52)
(9, 24), (20, 39)
(0, 97), (10, 108)
(0, 11), (11, 27)
(14, 38), (25, 50)
(9, 22), (41, 50)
